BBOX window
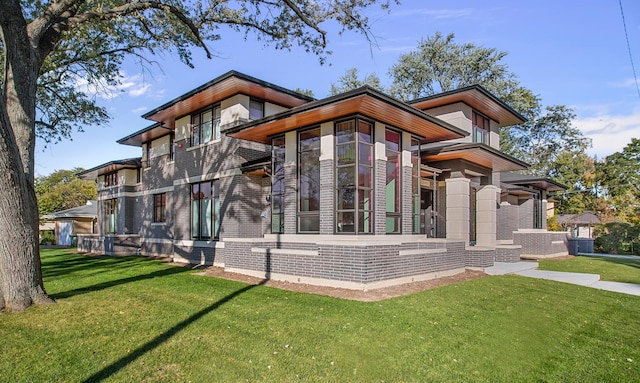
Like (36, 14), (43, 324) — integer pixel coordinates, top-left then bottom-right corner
(472, 111), (490, 145)
(104, 171), (118, 187)
(298, 128), (320, 233)
(169, 132), (175, 162)
(411, 137), (421, 234)
(249, 99), (264, 120)
(385, 129), (401, 234)
(146, 141), (153, 166)
(191, 105), (221, 146)
(153, 193), (166, 223)
(105, 199), (117, 234)
(335, 119), (373, 234)
(271, 137), (285, 234)
(191, 181), (220, 240)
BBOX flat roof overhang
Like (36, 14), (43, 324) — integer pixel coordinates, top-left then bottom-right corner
(142, 71), (314, 128)
(117, 123), (172, 147)
(409, 85), (526, 127)
(500, 172), (567, 191)
(223, 86), (468, 144)
(77, 158), (142, 180)
(422, 143), (528, 172)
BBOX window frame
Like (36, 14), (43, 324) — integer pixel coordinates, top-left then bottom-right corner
(104, 198), (117, 234)
(411, 137), (422, 234)
(472, 111), (490, 145)
(153, 193), (166, 223)
(297, 127), (321, 233)
(271, 136), (285, 234)
(385, 128), (402, 234)
(190, 180), (221, 240)
(104, 171), (118, 187)
(190, 105), (221, 147)
(334, 117), (374, 234)
(249, 98), (265, 120)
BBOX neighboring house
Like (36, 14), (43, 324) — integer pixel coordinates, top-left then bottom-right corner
(42, 200), (98, 246)
(78, 70), (567, 289)
(557, 212), (601, 238)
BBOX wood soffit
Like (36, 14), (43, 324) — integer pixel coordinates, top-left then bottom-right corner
(410, 88), (525, 127)
(422, 145), (527, 172)
(144, 77), (311, 128)
(226, 93), (467, 144)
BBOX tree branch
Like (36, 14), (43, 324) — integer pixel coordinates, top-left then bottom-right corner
(281, 0), (327, 46)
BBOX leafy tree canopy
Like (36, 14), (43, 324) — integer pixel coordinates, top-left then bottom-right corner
(329, 67), (383, 95)
(36, 168), (97, 218)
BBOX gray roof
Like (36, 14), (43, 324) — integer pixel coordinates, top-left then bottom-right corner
(43, 201), (97, 220)
(557, 212), (601, 225)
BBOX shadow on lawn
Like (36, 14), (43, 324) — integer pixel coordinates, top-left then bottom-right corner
(50, 265), (192, 300)
(82, 279), (267, 383)
(81, 247), (275, 382)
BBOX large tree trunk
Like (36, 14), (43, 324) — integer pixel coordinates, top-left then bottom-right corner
(0, 0), (53, 312)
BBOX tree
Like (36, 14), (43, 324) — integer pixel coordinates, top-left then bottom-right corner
(329, 67), (383, 95)
(597, 138), (640, 224)
(387, 32), (591, 178)
(0, 0), (394, 312)
(36, 168), (97, 218)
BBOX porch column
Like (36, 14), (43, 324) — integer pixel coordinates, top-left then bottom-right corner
(374, 122), (387, 235)
(319, 122), (334, 234)
(476, 185), (498, 247)
(445, 177), (470, 242)
(284, 131), (297, 234)
(541, 199), (548, 229)
(401, 132), (413, 234)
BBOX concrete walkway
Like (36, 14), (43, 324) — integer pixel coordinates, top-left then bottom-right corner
(485, 262), (640, 297)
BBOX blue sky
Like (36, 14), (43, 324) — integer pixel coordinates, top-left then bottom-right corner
(35, 0), (640, 176)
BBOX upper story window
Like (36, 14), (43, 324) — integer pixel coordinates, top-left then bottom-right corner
(249, 99), (264, 120)
(144, 141), (152, 168)
(472, 111), (490, 145)
(191, 105), (221, 147)
(104, 171), (118, 187)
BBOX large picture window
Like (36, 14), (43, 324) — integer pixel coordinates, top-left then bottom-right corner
(271, 136), (285, 234)
(191, 105), (221, 146)
(335, 119), (373, 234)
(153, 193), (166, 223)
(105, 199), (117, 234)
(472, 111), (490, 145)
(191, 181), (220, 240)
(298, 128), (320, 233)
(385, 129), (401, 234)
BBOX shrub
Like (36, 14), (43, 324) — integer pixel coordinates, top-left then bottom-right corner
(40, 231), (55, 245)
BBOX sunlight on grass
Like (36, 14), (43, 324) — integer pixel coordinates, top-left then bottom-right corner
(0, 249), (638, 382)
(539, 255), (640, 284)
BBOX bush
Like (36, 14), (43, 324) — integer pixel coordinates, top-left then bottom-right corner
(594, 222), (640, 255)
(40, 231), (55, 245)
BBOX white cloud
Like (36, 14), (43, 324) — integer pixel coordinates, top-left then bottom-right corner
(574, 110), (640, 158)
(74, 72), (152, 100)
(389, 8), (472, 19)
(131, 106), (148, 114)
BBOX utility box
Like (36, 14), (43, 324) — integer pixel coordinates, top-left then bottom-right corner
(567, 237), (594, 255)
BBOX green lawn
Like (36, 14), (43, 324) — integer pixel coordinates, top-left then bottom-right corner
(1, 249), (639, 382)
(539, 255), (640, 284)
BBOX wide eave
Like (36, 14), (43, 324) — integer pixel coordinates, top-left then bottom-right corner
(142, 71), (314, 128)
(223, 86), (468, 144)
(422, 143), (528, 172)
(410, 85), (526, 127)
(77, 158), (142, 180)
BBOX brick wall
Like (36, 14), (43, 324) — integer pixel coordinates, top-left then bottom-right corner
(513, 231), (568, 257)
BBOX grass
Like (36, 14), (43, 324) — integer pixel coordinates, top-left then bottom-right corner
(1, 249), (639, 382)
(539, 255), (640, 284)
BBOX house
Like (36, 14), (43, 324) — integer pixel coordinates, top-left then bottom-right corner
(42, 200), (98, 246)
(557, 212), (601, 238)
(78, 71), (566, 289)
